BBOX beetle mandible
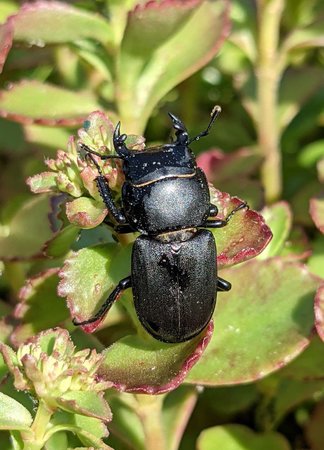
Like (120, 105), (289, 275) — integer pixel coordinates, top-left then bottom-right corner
(73, 106), (248, 343)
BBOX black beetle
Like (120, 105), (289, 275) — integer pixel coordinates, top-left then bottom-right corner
(73, 107), (248, 343)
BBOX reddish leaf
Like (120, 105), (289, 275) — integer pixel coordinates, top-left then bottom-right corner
(210, 188), (272, 268)
(197, 148), (262, 183)
(0, 21), (13, 74)
(65, 197), (107, 229)
(315, 284), (324, 342)
(310, 194), (324, 233)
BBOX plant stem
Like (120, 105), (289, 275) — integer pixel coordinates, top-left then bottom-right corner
(22, 400), (53, 450)
(135, 394), (166, 450)
(256, 0), (284, 203)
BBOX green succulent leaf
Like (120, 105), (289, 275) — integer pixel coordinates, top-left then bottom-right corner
(27, 172), (58, 194)
(163, 386), (198, 450)
(283, 25), (324, 53)
(0, 81), (99, 125)
(65, 197), (107, 229)
(58, 243), (126, 327)
(43, 224), (80, 258)
(257, 202), (292, 259)
(280, 337), (324, 381)
(57, 391), (112, 422)
(0, 21), (13, 73)
(0, 392), (33, 431)
(187, 258), (319, 385)
(11, 269), (69, 346)
(0, 195), (55, 260)
(10, 1), (113, 46)
(197, 425), (291, 450)
(118, 0), (230, 131)
(97, 323), (213, 394)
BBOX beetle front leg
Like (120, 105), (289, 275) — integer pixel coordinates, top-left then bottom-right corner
(203, 201), (249, 228)
(96, 175), (126, 224)
(73, 276), (132, 327)
(81, 147), (126, 224)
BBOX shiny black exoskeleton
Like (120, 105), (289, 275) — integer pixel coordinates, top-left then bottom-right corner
(73, 107), (248, 343)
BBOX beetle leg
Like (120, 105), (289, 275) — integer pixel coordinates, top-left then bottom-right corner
(202, 201), (249, 228)
(217, 276), (231, 291)
(81, 150), (127, 224)
(209, 203), (218, 217)
(73, 276), (132, 326)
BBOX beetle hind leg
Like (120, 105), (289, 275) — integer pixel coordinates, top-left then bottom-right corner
(217, 276), (231, 292)
(73, 276), (132, 327)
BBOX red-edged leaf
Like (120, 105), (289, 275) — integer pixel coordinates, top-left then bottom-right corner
(58, 244), (124, 328)
(0, 21), (13, 74)
(210, 188), (272, 267)
(65, 197), (107, 229)
(10, 0), (113, 46)
(310, 194), (324, 233)
(186, 258), (319, 385)
(27, 171), (58, 194)
(0, 81), (99, 126)
(197, 148), (262, 183)
(315, 284), (324, 342)
(97, 322), (213, 394)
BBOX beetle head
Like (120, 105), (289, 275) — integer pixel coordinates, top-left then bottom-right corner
(113, 122), (130, 157)
(168, 112), (189, 145)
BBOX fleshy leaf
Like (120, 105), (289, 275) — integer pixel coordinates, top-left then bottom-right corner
(27, 172), (58, 194)
(305, 401), (324, 450)
(310, 195), (324, 233)
(197, 148), (262, 183)
(259, 376), (324, 430)
(58, 243), (124, 327)
(315, 284), (324, 342)
(163, 386), (198, 450)
(118, 0), (230, 130)
(10, 0), (113, 46)
(57, 391), (112, 421)
(0, 21), (13, 74)
(197, 425), (291, 450)
(0, 81), (99, 125)
(209, 188), (272, 267)
(280, 337), (324, 381)
(11, 269), (69, 346)
(187, 258), (319, 385)
(0, 195), (55, 260)
(43, 224), (80, 258)
(257, 202), (292, 259)
(66, 197), (107, 229)
(98, 322), (213, 394)
(0, 392), (33, 431)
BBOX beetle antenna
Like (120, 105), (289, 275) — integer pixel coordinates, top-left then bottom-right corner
(188, 105), (221, 144)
